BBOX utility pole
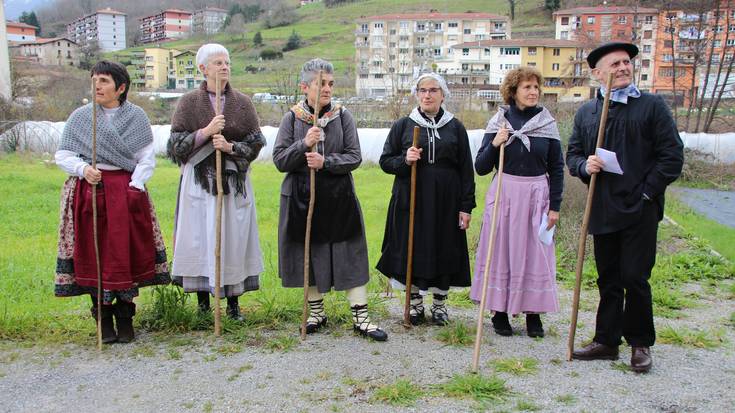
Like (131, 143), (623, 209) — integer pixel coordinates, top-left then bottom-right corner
(0, 1), (12, 101)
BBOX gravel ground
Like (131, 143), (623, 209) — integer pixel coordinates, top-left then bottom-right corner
(1, 287), (734, 413)
(670, 187), (735, 228)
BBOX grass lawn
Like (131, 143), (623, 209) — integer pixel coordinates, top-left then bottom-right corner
(666, 195), (735, 262)
(0, 154), (731, 344)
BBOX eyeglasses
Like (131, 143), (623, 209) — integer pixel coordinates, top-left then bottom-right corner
(418, 87), (442, 95)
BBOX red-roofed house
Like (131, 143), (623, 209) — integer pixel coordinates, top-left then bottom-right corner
(9, 37), (80, 66)
(6, 21), (38, 42)
(140, 9), (192, 44)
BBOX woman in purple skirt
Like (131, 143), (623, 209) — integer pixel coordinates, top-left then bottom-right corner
(470, 67), (564, 338)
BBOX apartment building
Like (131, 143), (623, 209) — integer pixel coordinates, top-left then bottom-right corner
(9, 37), (80, 66)
(5, 21), (37, 43)
(192, 7), (227, 36)
(130, 48), (180, 89)
(439, 39), (588, 103)
(66, 8), (126, 52)
(553, 6), (658, 90)
(139, 9), (192, 44)
(354, 12), (510, 98)
(170, 50), (203, 89)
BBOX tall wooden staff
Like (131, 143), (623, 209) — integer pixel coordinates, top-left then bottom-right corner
(91, 78), (103, 351)
(213, 72), (223, 336)
(567, 72), (614, 360)
(471, 136), (507, 373)
(301, 70), (323, 340)
(402, 126), (420, 328)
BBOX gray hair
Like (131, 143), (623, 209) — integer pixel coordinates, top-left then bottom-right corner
(196, 43), (230, 71)
(300, 58), (334, 85)
(411, 73), (451, 99)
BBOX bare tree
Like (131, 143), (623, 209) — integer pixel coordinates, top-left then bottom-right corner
(665, 2), (679, 123)
(695, 0), (721, 132)
(705, 0), (734, 131)
(683, 2), (710, 131)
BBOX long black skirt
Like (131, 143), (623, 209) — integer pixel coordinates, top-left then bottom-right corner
(376, 165), (471, 291)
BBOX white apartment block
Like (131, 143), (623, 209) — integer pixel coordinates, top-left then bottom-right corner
(355, 12), (510, 98)
(67, 8), (126, 52)
(436, 43), (520, 87)
(192, 7), (227, 36)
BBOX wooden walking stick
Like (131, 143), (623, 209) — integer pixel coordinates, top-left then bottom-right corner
(213, 72), (223, 336)
(301, 70), (323, 340)
(91, 78), (103, 351)
(567, 72), (614, 361)
(471, 134), (507, 373)
(402, 126), (420, 328)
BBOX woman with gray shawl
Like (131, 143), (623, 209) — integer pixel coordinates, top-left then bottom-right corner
(54, 61), (170, 344)
(377, 73), (476, 326)
(469, 67), (564, 339)
(168, 44), (266, 322)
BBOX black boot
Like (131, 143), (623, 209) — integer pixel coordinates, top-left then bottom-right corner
(197, 291), (211, 313)
(114, 301), (136, 343)
(491, 311), (512, 336)
(351, 304), (387, 341)
(409, 293), (425, 326)
(526, 313), (544, 338)
(226, 296), (244, 322)
(431, 293), (449, 326)
(91, 300), (117, 344)
(303, 298), (327, 334)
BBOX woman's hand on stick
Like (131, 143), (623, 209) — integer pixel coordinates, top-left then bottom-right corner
(83, 165), (102, 185)
(305, 152), (324, 170)
(304, 127), (321, 148)
(203, 115), (225, 138)
(405, 146), (422, 165)
(212, 134), (234, 154)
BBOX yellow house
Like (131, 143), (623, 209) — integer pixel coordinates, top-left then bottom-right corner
(171, 50), (204, 90)
(143, 47), (179, 90)
(519, 39), (588, 102)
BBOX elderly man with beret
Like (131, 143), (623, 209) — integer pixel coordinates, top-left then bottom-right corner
(566, 42), (684, 373)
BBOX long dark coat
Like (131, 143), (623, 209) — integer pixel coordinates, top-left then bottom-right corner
(566, 92), (684, 235)
(376, 115), (476, 291)
(273, 106), (369, 293)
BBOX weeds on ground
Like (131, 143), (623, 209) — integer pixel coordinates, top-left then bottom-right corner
(447, 289), (475, 308)
(490, 358), (539, 376)
(610, 361), (630, 373)
(729, 312), (735, 327)
(658, 326), (725, 348)
(555, 394), (577, 405)
(440, 373), (510, 402)
(516, 400), (542, 411)
(371, 379), (424, 406)
(435, 321), (476, 347)
(264, 334), (298, 352)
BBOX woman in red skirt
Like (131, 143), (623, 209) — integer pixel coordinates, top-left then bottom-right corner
(54, 61), (170, 344)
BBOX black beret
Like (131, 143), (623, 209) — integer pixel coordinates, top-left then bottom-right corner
(586, 42), (639, 69)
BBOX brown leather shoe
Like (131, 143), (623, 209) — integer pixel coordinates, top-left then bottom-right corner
(630, 346), (652, 373)
(571, 342), (619, 360)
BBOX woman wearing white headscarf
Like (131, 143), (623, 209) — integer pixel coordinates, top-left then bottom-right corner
(377, 73), (476, 326)
(167, 44), (266, 321)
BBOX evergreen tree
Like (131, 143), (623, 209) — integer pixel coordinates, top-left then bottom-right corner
(254, 31), (263, 47)
(19, 11), (40, 33)
(282, 30), (301, 52)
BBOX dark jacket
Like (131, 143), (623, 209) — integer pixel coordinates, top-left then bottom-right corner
(566, 92), (684, 235)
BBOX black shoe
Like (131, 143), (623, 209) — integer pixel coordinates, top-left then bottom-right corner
(197, 291), (211, 313)
(352, 304), (388, 341)
(91, 303), (117, 344)
(303, 299), (327, 334)
(431, 305), (449, 326)
(114, 301), (136, 343)
(491, 312), (512, 336)
(410, 307), (426, 326)
(226, 297), (245, 322)
(526, 313), (544, 338)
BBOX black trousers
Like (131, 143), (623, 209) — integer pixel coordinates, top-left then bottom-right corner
(592, 201), (658, 347)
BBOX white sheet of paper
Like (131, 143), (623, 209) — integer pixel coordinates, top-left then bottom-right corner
(595, 148), (624, 175)
(538, 214), (555, 246)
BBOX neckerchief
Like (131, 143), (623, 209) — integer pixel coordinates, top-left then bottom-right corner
(485, 105), (560, 151)
(408, 107), (454, 164)
(600, 83), (641, 105)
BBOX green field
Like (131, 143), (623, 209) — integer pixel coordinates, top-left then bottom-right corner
(1, 154), (731, 345)
(105, 0), (556, 93)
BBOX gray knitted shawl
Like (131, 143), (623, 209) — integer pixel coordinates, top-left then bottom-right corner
(59, 101), (153, 172)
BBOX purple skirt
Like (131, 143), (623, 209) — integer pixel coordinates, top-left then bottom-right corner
(470, 173), (559, 315)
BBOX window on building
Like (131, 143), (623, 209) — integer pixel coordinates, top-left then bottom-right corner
(663, 54), (673, 61)
(372, 61), (382, 67)
(484, 48), (491, 56)
(729, 24), (735, 32)
(561, 17), (569, 25)
(643, 30), (652, 39)
(714, 40), (722, 47)
(645, 15), (653, 24)
(464, 28), (471, 34)
(434, 23), (442, 30)
(617, 30), (626, 38)
(359, 74), (368, 79)
(360, 24), (368, 32)
(462, 48), (469, 56)
(641, 74), (648, 81)
(528, 62), (536, 66)
(560, 31), (569, 40)
(461, 64), (469, 71)
(587, 16), (596, 24)
(643, 45), (651, 53)
(417, 23), (425, 31)
(389, 29), (396, 35)
(587, 31), (595, 38)
(500, 47), (520, 55)
(389, 42), (396, 48)
(664, 40), (673, 48)
(618, 16), (627, 24)
(728, 39), (735, 46)
(494, 22), (504, 30)
(417, 37), (425, 44)
(434, 48), (441, 56)
(553, 48), (560, 56)
(374, 22), (383, 29)
(528, 47), (537, 55)
(642, 59), (650, 68)
(374, 74), (383, 79)
(552, 63), (560, 70)
(448, 22), (458, 28)
(400, 22), (408, 30)
(461, 77), (468, 84)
